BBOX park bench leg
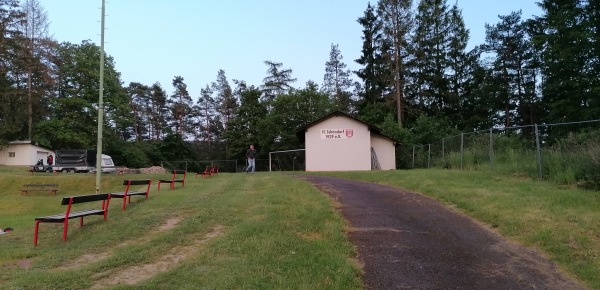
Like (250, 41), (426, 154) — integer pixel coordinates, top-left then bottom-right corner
(63, 219), (69, 242)
(122, 197), (127, 211)
(80, 217), (84, 227)
(34, 221), (40, 246)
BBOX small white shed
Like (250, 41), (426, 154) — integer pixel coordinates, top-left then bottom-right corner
(296, 111), (398, 171)
(0, 140), (54, 166)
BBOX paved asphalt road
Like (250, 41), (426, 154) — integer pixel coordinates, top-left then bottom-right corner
(298, 175), (586, 290)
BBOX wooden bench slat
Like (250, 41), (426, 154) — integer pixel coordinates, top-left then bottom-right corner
(35, 209), (106, 223)
(61, 193), (109, 205)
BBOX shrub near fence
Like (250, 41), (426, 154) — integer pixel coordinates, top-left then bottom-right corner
(399, 120), (600, 189)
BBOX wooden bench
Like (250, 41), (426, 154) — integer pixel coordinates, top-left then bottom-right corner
(34, 193), (111, 246)
(110, 179), (152, 211)
(21, 184), (59, 196)
(158, 170), (186, 191)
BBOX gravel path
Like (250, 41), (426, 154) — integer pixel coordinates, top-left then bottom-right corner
(298, 175), (586, 290)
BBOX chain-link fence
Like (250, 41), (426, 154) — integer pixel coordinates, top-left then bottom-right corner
(398, 120), (600, 188)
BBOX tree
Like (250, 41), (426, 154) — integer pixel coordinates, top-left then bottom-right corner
(259, 81), (332, 153)
(534, 0), (596, 122)
(18, 0), (51, 140)
(168, 76), (195, 137)
(194, 84), (216, 143)
(0, 0), (27, 143)
(323, 43), (353, 112)
(224, 81), (267, 159)
(35, 40), (128, 149)
(409, 0), (451, 118)
(148, 82), (168, 140)
(377, 0), (413, 127)
(261, 60), (297, 106)
(212, 69), (237, 128)
(126, 82), (151, 141)
(482, 11), (540, 128)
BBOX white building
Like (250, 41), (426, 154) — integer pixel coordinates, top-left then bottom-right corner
(0, 141), (54, 166)
(296, 111), (398, 171)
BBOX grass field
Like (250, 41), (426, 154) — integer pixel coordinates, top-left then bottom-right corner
(1, 166), (599, 289)
(0, 167), (361, 289)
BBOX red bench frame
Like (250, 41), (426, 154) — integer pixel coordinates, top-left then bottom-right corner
(110, 179), (152, 211)
(34, 193), (110, 246)
(158, 170), (186, 191)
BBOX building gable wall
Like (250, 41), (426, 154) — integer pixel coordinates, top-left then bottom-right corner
(305, 115), (371, 171)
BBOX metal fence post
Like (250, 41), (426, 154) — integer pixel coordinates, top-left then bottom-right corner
(535, 124), (542, 179)
(442, 138), (445, 164)
(460, 133), (464, 170)
(412, 146), (415, 168)
(489, 128), (494, 170)
(428, 144), (431, 168)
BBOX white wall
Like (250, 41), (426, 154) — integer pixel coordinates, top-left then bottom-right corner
(370, 134), (396, 170)
(0, 144), (53, 166)
(305, 116), (371, 171)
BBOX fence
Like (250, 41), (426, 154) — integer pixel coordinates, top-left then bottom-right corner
(160, 159), (277, 173)
(398, 120), (600, 188)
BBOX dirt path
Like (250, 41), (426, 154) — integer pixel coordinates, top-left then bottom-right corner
(298, 175), (586, 290)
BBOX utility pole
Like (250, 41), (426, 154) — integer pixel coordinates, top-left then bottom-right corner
(95, 0), (106, 193)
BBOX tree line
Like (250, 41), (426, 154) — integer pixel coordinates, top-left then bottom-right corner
(0, 0), (598, 169)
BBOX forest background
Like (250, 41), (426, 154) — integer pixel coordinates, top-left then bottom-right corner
(0, 0), (598, 186)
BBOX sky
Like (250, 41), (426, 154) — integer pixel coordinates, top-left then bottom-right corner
(42, 0), (542, 98)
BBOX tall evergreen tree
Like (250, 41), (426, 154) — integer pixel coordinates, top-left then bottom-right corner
(377, 0), (413, 127)
(212, 69), (237, 129)
(261, 60), (296, 107)
(18, 0), (51, 140)
(0, 0), (27, 143)
(126, 82), (151, 141)
(482, 11), (540, 128)
(409, 0), (451, 119)
(148, 82), (168, 140)
(534, 0), (596, 122)
(168, 76), (194, 136)
(323, 43), (353, 113)
(224, 81), (266, 159)
(355, 2), (387, 106)
(194, 84), (216, 143)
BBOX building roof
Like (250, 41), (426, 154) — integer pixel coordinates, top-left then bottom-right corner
(295, 111), (399, 144)
(7, 140), (54, 151)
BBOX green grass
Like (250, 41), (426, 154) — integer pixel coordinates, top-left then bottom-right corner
(316, 169), (600, 289)
(0, 167), (361, 289)
(3, 165), (600, 289)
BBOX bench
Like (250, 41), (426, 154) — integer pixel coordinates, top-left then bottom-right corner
(21, 184), (59, 196)
(110, 179), (152, 211)
(196, 166), (214, 179)
(158, 170), (186, 191)
(34, 193), (111, 246)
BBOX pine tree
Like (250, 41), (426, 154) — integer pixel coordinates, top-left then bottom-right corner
(377, 0), (413, 127)
(355, 3), (386, 106)
(534, 0), (595, 122)
(18, 0), (51, 140)
(168, 76), (194, 136)
(323, 43), (353, 113)
(212, 69), (237, 128)
(409, 0), (451, 118)
(482, 11), (539, 128)
(261, 60), (296, 107)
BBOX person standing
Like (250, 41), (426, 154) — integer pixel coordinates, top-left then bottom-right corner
(46, 154), (54, 172)
(246, 144), (256, 172)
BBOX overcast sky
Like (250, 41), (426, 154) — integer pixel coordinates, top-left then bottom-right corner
(42, 0), (542, 97)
